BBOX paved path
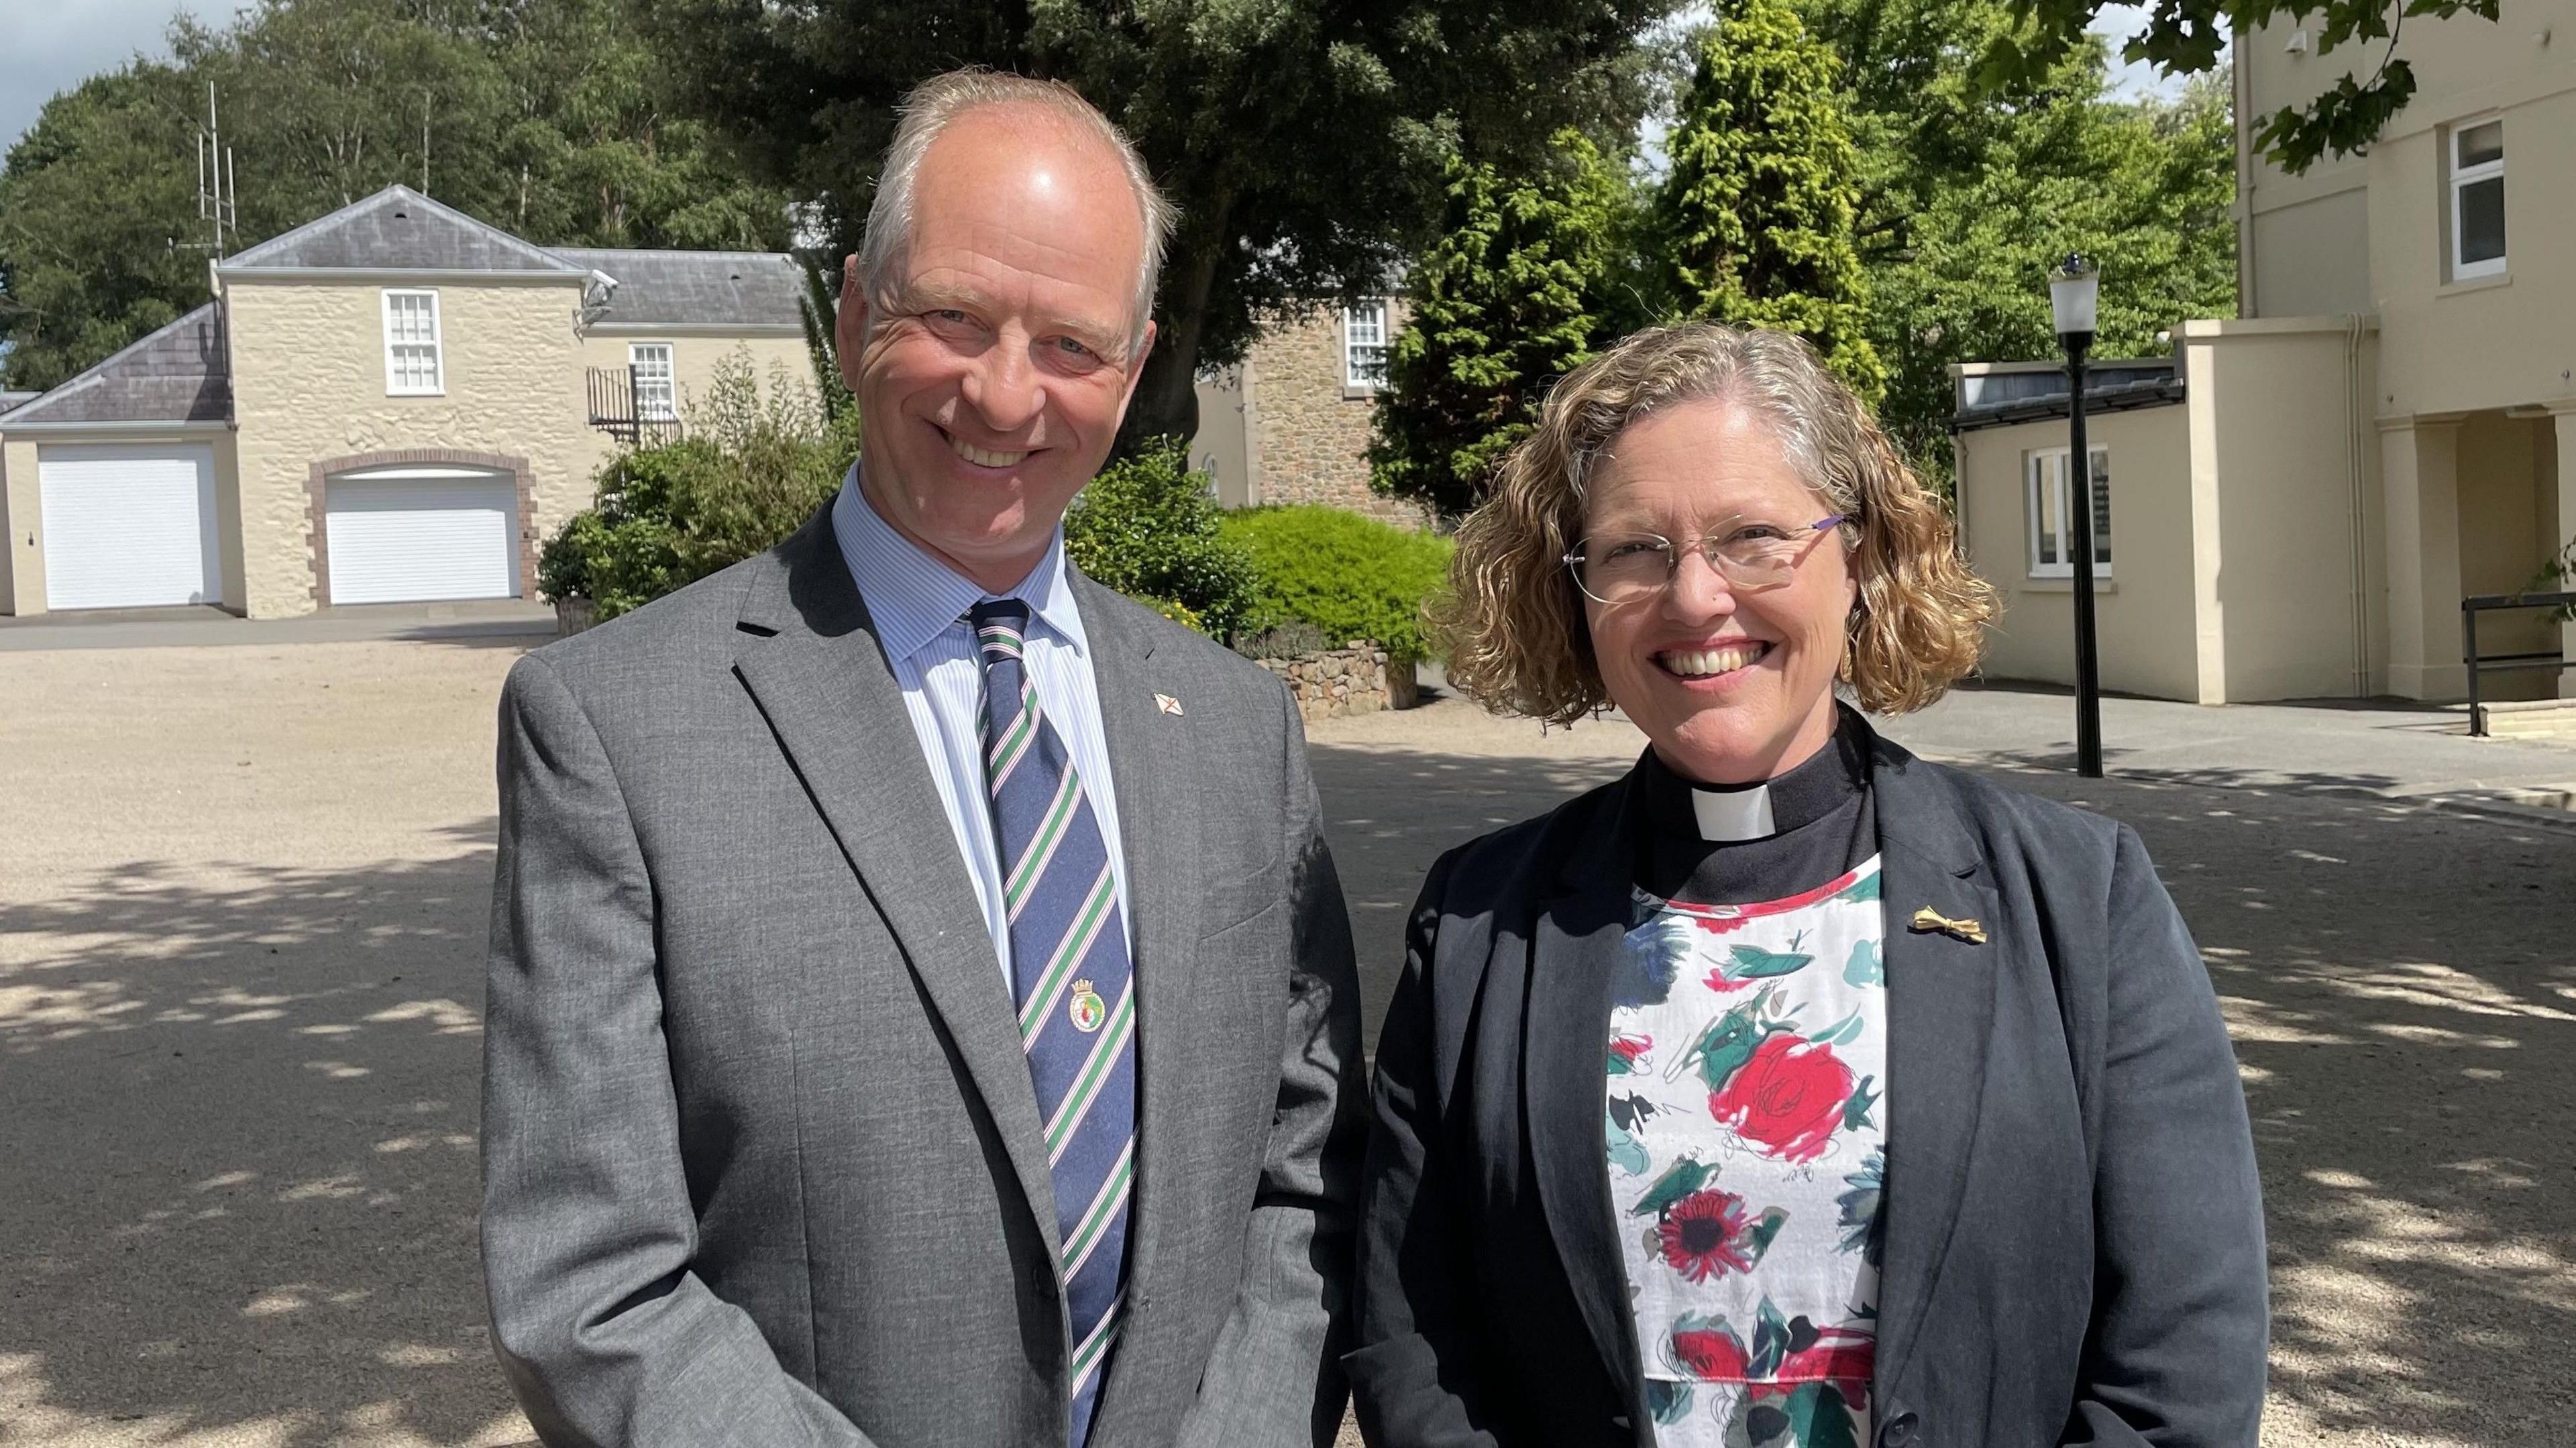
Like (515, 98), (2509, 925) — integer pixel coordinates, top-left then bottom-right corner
(2, 644), (2569, 1445)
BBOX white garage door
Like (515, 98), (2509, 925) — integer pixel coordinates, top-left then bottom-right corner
(324, 466), (519, 605)
(40, 443), (223, 611)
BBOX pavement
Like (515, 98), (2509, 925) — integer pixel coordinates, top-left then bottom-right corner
(2, 641), (2570, 1446)
(0, 600), (559, 652)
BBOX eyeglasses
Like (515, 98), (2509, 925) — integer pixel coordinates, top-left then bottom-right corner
(1562, 515), (1848, 606)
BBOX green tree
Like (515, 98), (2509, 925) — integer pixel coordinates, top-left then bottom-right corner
(1986, 0), (2498, 172)
(1797, 0), (2236, 482)
(1658, 0), (1884, 401)
(1368, 130), (1640, 518)
(1, 0), (789, 391)
(635, 0), (1674, 451)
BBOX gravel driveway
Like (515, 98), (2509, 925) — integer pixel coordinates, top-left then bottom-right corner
(2, 640), (2567, 1446)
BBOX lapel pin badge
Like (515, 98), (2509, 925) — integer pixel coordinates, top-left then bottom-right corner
(1908, 907), (1988, 945)
(1155, 692), (1185, 716)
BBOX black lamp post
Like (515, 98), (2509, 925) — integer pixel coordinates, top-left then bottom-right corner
(2049, 254), (2104, 779)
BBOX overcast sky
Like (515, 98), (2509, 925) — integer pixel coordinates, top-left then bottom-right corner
(1, 0), (2198, 166)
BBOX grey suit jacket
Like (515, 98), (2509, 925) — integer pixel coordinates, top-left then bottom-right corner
(1349, 726), (2267, 1447)
(481, 510), (1365, 1447)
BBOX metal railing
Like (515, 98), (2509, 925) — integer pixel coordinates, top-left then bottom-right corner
(2462, 590), (2575, 735)
(585, 366), (682, 447)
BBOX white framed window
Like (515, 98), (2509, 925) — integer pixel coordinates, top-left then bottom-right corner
(1342, 300), (1389, 390)
(629, 342), (676, 421)
(382, 289), (444, 396)
(2027, 445), (2112, 578)
(2448, 117), (2506, 280)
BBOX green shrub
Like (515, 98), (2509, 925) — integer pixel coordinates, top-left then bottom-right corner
(541, 349), (861, 619)
(1218, 506), (1455, 660)
(1063, 438), (1262, 638)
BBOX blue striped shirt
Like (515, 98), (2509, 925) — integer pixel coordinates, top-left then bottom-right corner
(830, 467), (1132, 983)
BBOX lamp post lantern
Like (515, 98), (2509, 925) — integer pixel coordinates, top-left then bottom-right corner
(2049, 254), (2104, 778)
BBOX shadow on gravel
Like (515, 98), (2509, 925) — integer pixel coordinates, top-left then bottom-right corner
(1974, 761), (2576, 1443)
(4, 744), (2569, 1445)
(0, 822), (525, 1447)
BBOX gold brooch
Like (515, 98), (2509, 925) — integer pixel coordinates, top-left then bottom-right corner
(1908, 907), (1987, 944)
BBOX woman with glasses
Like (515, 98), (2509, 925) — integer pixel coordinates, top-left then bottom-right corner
(1345, 324), (2267, 1448)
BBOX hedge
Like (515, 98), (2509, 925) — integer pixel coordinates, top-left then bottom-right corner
(1217, 506), (1454, 660)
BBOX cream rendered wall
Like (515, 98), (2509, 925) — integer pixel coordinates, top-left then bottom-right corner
(574, 332), (814, 479)
(225, 277), (592, 618)
(1956, 404), (2205, 700)
(1, 437), (35, 613)
(2455, 411), (2559, 698)
(0, 429), (244, 615)
(2245, 188), (2372, 317)
(2244, 1), (2576, 416)
(2184, 319), (2383, 702)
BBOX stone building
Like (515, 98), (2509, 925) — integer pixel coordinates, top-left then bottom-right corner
(1189, 298), (1432, 528)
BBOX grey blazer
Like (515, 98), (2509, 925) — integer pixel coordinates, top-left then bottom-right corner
(481, 510), (1365, 1447)
(1348, 727), (2267, 1448)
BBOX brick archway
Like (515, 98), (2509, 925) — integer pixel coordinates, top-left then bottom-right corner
(305, 448), (537, 608)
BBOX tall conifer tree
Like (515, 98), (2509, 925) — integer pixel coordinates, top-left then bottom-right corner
(1369, 131), (1638, 517)
(1658, 0), (1884, 400)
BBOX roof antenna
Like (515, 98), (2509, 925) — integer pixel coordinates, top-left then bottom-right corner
(173, 81), (239, 260)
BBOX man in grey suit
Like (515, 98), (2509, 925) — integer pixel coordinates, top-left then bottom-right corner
(481, 70), (1364, 1447)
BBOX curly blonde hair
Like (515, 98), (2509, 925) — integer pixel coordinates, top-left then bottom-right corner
(1432, 323), (1994, 726)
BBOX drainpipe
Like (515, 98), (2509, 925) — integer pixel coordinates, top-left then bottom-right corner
(2345, 314), (2370, 697)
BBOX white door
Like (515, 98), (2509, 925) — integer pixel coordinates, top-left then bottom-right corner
(38, 443), (223, 610)
(324, 466), (519, 605)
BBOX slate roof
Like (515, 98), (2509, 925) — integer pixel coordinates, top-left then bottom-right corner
(0, 391), (39, 416)
(0, 305), (231, 428)
(1951, 361), (2183, 433)
(553, 247), (806, 329)
(221, 184), (584, 275)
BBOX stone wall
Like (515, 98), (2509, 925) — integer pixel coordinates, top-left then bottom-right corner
(1254, 643), (1421, 724)
(1244, 302), (1432, 531)
(225, 276), (597, 618)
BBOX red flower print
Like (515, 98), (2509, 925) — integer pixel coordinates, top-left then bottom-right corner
(1670, 1323), (1752, 1381)
(1656, 1187), (1756, 1282)
(1701, 964), (1758, 993)
(1709, 1035), (1855, 1163)
(1689, 913), (1754, 936)
(1778, 1325), (1876, 1386)
(1609, 1034), (1652, 1072)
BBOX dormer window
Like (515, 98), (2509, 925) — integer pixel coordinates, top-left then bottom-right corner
(383, 289), (444, 395)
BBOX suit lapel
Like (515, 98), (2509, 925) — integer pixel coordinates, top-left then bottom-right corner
(732, 512), (1062, 1260)
(1868, 737), (2002, 1402)
(1068, 576), (1203, 1374)
(1525, 779), (1652, 1432)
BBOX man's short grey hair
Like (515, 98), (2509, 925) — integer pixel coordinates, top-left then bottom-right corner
(860, 69), (1178, 359)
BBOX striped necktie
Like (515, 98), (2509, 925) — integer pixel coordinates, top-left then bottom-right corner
(969, 598), (1135, 1446)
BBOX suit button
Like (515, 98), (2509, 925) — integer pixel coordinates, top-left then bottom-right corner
(1880, 1412), (1920, 1447)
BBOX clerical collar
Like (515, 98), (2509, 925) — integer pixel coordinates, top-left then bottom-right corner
(1637, 710), (1871, 843)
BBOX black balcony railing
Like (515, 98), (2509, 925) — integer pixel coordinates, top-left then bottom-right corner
(586, 366), (682, 447)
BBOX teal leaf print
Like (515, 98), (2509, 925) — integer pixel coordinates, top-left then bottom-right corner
(1836, 871), (1882, 903)
(1680, 990), (1794, 1093)
(1764, 1383), (1865, 1448)
(1611, 913), (1694, 1009)
(1607, 1113), (1651, 1176)
(1630, 1156), (1713, 1219)
(1843, 1074), (1880, 1133)
(1743, 1205), (1789, 1266)
(1837, 1148), (1885, 1267)
(1747, 1299), (1796, 1378)
(1646, 1378), (1693, 1425)
(1811, 1009), (1866, 1048)
(1842, 937), (1884, 987)
(1725, 929), (1813, 982)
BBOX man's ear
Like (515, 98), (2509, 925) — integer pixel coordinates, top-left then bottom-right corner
(1118, 319), (1159, 412)
(834, 254), (869, 394)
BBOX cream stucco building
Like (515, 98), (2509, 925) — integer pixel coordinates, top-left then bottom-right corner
(1954, 1), (2574, 707)
(0, 186), (810, 618)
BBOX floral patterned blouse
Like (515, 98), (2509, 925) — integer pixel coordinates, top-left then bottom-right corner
(1605, 857), (1887, 1448)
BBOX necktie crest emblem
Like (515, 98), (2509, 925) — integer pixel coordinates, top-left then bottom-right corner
(1069, 980), (1106, 1033)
